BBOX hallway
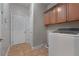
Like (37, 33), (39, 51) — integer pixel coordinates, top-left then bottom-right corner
(0, 3), (48, 56)
(8, 43), (48, 56)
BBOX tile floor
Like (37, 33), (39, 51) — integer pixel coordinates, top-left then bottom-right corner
(8, 43), (48, 56)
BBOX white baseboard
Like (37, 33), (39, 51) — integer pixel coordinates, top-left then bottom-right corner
(5, 45), (11, 56)
(32, 43), (44, 50)
(32, 43), (48, 50)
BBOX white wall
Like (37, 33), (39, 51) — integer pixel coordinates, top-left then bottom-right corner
(1, 3), (11, 55)
(28, 4), (34, 46)
(32, 3), (47, 47)
(0, 4), (2, 38)
(47, 21), (79, 31)
(0, 3), (2, 56)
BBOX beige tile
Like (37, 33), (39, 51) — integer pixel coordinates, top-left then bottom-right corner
(8, 43), (48, 56)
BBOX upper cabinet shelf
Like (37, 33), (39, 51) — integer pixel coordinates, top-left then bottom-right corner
(44, 3), (79, 26)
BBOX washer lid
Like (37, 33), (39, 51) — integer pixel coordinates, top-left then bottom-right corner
(53, 28), (79, 35)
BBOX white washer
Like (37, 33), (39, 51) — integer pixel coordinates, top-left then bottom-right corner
(48, 31), (79, 56)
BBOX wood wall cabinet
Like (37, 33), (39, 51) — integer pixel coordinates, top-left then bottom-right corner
(44, 3), (79, 26)
(50, 8), (56, 24)
(44, 12), (50, 25)
(67, 4), (79, 21)
(56, 4), (67, 23)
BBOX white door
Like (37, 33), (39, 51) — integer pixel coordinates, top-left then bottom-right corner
(12, 15), (26, 45)
(25, 16), (29, 43)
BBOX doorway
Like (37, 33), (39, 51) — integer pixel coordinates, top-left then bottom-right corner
(10, 4), (30, 45)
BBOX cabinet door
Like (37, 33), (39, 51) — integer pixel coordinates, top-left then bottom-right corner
(56, 4), (67, 23)
(68, 4), (79, 21)
(44, 12), (50, 25)
(50, 8), (56, 24)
